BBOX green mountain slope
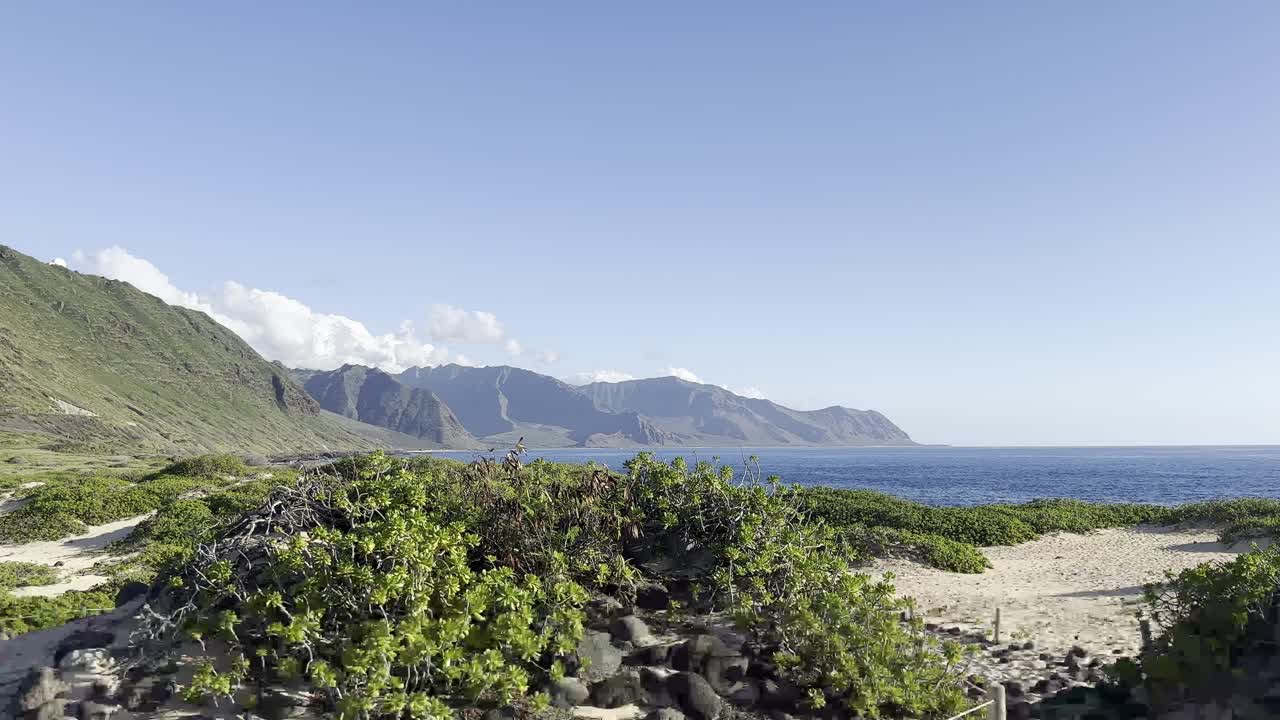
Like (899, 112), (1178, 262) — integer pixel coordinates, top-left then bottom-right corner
(0, 244), (382, 453)
(581, 376), (915, 446)
(296, 365), (478, 448)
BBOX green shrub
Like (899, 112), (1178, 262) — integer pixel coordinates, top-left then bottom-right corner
(0, 475), (204, 542)
(0, 586), (117, 635)
(141, 451), (969, 719)
(1141, 546), (1280, 708)
(0, 561), (59, 590)
(154, 453), (249, 480)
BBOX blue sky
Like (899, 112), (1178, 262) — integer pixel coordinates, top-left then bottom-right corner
(2, 3), (1277, 446)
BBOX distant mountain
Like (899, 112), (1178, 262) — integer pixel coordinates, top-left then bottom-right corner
(396, 365), (674, 447)
(294, 365), (477, 448)
(0, 244), (387, 453)
(581, 376), (914, 446)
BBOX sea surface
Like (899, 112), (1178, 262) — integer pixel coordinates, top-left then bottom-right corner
(427, 445), (1280, 507)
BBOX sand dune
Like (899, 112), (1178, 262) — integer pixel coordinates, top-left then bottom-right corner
(870, 525), (1265, 660)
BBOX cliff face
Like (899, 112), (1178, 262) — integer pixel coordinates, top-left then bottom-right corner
(299, 365), (477, 448)
(396, 365), (676, 447)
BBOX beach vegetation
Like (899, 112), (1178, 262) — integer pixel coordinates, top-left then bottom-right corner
(0, 561), (59, 590)
(144, 451), (971, 719)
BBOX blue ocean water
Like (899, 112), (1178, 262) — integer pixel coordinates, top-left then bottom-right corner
(428, 446), (1280, 506)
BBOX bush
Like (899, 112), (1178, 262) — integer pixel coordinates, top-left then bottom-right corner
(140, 451), (970, 719)
(0, 586), (117, 635)
(1141, 546), (1280, 708)
(0, 475), (204, 542)
(0, 561), (59, 590)
(154, 453), (249, 480)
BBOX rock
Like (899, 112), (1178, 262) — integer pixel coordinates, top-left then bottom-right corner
(1022, 641), (1036, 650)
(114, 582), (149, 607)
(612, 616), (652, 646)
(640, 667), (676, 707)
(947, 627), (964, 636)
(640, 644), (672, 666)
(27, 700), (70, 720)
(78, 700), (118, 720)
(647, 710), (686, 720)
(925, 622), (940, 631)
(7, 456), (27, 464)
(1008, 700), (1032, 720)
(1002, 680), (1024, 699)
(58, 648), (113, 673)
(53, 631), (115, 666)
(592, 670), (648, 708)
(120, 677), (173, 712)
(482, 708), (515, 720)
(703, 654), (749, 696)
(1031, 679), (1061, 696)
(1039, 653), (1053, 662)
(668, 673), (721, 720)
(1008, 643), (1023, 652)
(547, 678), (589, 708)
(1069, 645), (1088, 658)
(19, 668), (67, 710)
(636, 582), (671, 610)
(671, 635), (734, 673)
(577, 630), (623, 681)
(256, 688), (310, 720)
(760, 678), (803, 710)
(728, 680), (760, 706)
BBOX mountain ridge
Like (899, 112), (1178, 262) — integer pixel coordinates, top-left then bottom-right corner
(293, 364), (478, 448)
(580, 375), (914, 446)
(387, 364), (914, 448)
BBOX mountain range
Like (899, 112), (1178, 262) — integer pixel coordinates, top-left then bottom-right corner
(296, 364), (914, 449)
(0, 243), (914, 452)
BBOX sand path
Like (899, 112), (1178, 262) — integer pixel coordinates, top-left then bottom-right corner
(871, 525), (1264, 661)
(0, 515), (150, 596)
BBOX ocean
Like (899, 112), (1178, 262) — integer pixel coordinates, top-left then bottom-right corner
(427, 445), (1280, 506)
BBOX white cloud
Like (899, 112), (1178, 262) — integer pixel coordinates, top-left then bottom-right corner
(453, 354), (477, 367)
(665, 367), (703, 384)
(537, 350), (561, 364)
(84, 246), (214, 314)
(429, 304), (505, 344)
(49, 257), (68, 267)
(71, 246), (450, 373)
(573, 369), (636, 384)
(504, 338), (524, 356)
(731, 386), (768, 399)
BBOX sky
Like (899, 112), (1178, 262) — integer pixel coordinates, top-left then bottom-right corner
(1, 3), (1277, 446)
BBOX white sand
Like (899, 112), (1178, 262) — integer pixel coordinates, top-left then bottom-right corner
(0, 514), (150, 597)
(871, 526), (1265, 659)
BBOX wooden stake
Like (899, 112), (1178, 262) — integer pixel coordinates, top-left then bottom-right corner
(994, 607), (1001, 645)
(987, 683), (1006, 720)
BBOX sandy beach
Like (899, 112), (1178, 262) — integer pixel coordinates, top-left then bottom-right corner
(0, 515), (150, 597)
(870, 525), (1265, 661)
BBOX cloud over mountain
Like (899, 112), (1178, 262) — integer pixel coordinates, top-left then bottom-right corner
(66, 246), (526, 373)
